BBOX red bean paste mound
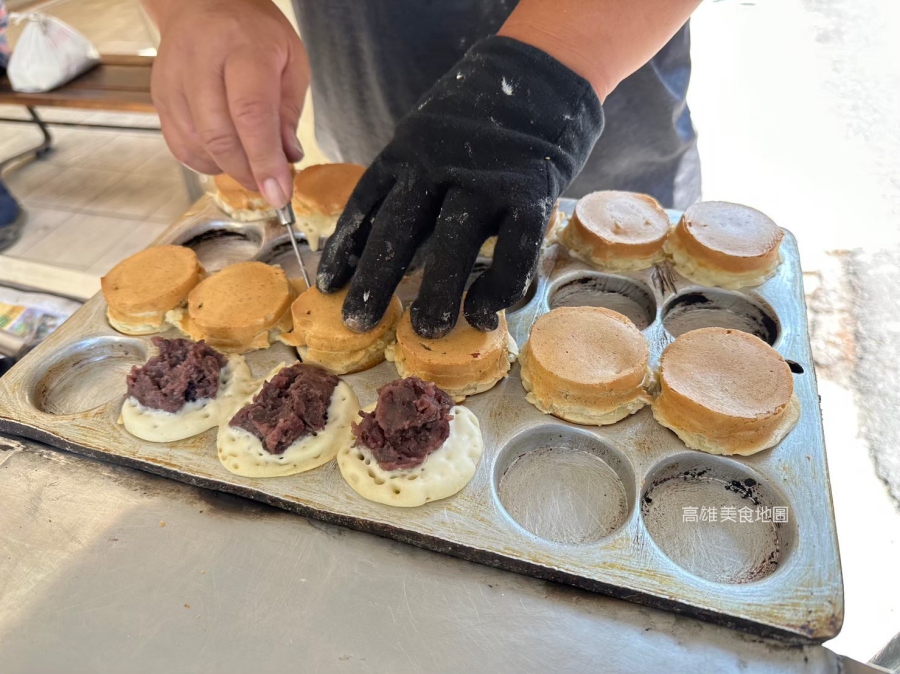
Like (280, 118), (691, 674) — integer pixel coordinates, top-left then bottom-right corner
(127, 337), (227, 413)
(353, 377), (454, 471)
(229, 363), (338, 454)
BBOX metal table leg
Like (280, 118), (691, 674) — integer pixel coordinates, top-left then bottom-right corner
(179, 164), (205, 202)
(0, 106), (53, 173)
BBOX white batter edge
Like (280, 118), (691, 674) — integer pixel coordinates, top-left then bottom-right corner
(652, 393), (801, 457)
(295, 212), (338, 252)
(107, 308), (166, 336)
(338, 404), (484, 507)
(120, 355), (255, 442)
(213, 192), (275, 221)
(217, 378), (358, 478)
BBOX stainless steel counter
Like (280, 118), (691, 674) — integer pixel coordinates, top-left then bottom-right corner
(0, 434), (846, 673)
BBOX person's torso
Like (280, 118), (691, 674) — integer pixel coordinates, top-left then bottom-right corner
(294, 0), (699, 208)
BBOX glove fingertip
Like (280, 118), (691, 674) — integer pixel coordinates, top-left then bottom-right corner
(342, 282), (389, 334)
(341, 303), (378, 334)
(316, 231), (360, 294)
(411, 300), (457, 340)
(463, 292), (500, 333)
(315, 266), (345, 294)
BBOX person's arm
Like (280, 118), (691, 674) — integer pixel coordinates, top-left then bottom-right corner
(142, 0), (308, 208)
(499, 0), (701, 101)
(319, 1), (701, 338)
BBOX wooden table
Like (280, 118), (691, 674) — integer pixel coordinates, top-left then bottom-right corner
(0, 54), (203, 201)
(0, 54), (155, 171)
(0, 54), (154, 112)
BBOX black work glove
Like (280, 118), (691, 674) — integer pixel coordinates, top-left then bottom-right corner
(317, 36), (604, 338)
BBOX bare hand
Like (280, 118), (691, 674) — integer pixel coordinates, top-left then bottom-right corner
(148, 0), (309, 207)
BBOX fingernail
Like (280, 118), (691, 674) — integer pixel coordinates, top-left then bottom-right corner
(261, 178), (288, 208)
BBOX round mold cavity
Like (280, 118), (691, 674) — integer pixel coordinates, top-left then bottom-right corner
(548, 272), (657, 330)
(258, 236), (320, 283)
(496, 425), (634, 545)
(32, 337), (148, 415)
(176, 222), (263, 272)
(662, 289), (779, 345)
(640, 454), (795, 584)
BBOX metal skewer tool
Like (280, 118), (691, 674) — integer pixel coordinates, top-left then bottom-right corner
(275, 203), (312, 289)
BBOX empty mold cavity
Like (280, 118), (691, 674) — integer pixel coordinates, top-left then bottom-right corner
(548, 272), (657, 330)
(640, 454), (795, 584)
(176, 223), (263, 272)
(662, 289), (779, 345)
(32, 337), (147, 415)
(258, 236), (319, 285)
(496, 426), (634, 544)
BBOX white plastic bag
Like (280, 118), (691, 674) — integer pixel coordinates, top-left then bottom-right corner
(7, 13), (99, 93)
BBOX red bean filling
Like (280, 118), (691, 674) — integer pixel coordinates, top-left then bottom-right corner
(229, 363), (338, 454)
(353, 377), (453, 471)
(127, 337), (227, 413)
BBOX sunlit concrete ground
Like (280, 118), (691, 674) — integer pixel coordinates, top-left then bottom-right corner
(689, 0), (900, 661)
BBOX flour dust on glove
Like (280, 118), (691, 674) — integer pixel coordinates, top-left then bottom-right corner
(317, 36), (604, 339)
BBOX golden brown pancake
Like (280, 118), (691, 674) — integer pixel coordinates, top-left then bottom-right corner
(291, 163), (366, 250)
(212, 173), (276, 221)
(665, 201), (783, 289)
(558, 191), (669, 270)
(168, 261), (295, 353)
(279, 286), (402, 374)
(386, 308), (517, 402)
(652, 327), (800, 455)
(520, 306), (652, 425)
(102, 245), (203, 335)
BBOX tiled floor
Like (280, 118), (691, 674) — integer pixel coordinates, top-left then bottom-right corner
(0, 0), (178, 278)
(0, 0), (318, 281)
(0, 106), (192, 276)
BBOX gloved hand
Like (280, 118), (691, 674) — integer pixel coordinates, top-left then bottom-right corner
(316, 36), (604, 338)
